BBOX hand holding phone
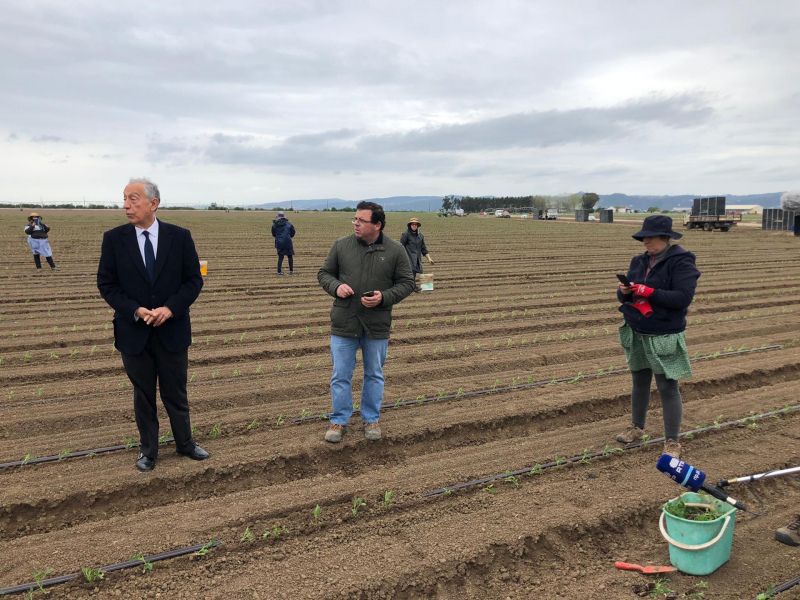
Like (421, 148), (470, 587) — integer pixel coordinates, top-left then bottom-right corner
(616, 273), (630, 286)
(362, 291), (375, 297)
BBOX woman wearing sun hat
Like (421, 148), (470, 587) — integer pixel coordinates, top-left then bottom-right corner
(399, 217), (433, 292)
(615, 215), (700, 458)
(24, 212), (58, 271)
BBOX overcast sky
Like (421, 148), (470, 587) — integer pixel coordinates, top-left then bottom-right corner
(2, 1), (799, 205)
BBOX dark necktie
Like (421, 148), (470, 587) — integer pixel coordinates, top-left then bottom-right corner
(143, 231), (155, 282)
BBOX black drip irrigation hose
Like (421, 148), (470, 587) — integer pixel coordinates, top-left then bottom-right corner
(0, 540), (220, 596)
(0, 438), (175, 471)
(0, 344), (784, 471)
(420, 403), (800, 497)
(751, 574), (800, 600)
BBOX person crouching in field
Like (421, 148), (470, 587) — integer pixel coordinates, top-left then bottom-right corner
(24, 212), (58, 271)
(616, 215), (700, 459)
(399, 217), (433, 292)
(318, 201), (414, 443)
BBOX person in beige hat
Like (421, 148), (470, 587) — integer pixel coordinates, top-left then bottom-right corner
(399, 217), (433, 292)
(24, 212), (58, 271)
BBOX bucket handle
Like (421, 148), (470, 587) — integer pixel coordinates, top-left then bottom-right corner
(659, 512), (731, 551)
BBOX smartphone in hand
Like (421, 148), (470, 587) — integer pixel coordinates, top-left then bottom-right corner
(616, 273), (631, 286)
(362, 291), (375, 297)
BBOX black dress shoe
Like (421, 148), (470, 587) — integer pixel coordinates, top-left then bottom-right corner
(178, 445), (210, 461)
(136, 454), (156, 472)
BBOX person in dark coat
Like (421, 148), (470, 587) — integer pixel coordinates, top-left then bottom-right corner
(615, 215), (701, 459)
(24, 212), (58, 271)
(399, 217), (433, 292)
(271, 211), (296, 275)
(97, 177), (209, 472)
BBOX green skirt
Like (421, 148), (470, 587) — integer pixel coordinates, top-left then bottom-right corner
(618, 323), (692, 380)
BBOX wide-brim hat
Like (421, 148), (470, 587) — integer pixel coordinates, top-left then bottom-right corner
(632, 215), (682, 241)
(28, 212), (40, 219)
(408, 217), (421, 226)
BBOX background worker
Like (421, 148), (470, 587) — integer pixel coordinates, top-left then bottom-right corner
(616, 215), (700, 459)
(24, 212), (58, 271)
(271, 211), (296, 275)
(318, 201), (414, 443)
(97, 177), (208, 472)
(399, 217), (433, 292)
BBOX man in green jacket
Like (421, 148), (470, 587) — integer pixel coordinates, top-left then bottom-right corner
(318, 201), (415, 442)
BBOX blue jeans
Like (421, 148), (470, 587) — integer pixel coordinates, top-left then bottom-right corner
(330, 334), (388, 425)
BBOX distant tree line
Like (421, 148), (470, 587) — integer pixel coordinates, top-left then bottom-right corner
(443, 193), (600, 213)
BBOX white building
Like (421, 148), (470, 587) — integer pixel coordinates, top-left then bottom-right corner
(726, 204), (763, 215)
(612, 206), (630, 213)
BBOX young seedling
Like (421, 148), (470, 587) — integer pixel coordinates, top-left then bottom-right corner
(483, 483), (497, 494)
(130, 551), (153, 573)
(240, 527), (255, 543)
(300, 409), (313, 419)
(276, 414), (286, 426)
(313, 504), (323, 524)
(22, 452), (36, 465)
(81, 567), (105, 582)
(33, 567), (53, 594)
(263, 524), (289, 539)
(443, 489), (452, 496)
(158, 434), (169, 444)
(504, 471), (520, 488)
(382, 490), (394, 508)
(246, 420), (261, 430)
(641, 434), (651, 442)
(194, 538), (217, 557)
(58, 449), (72, 460)
(351, 497), (366, 516)
(233, 369), (241, 377)
(650, 576), (673, 597)
(255, 364), (264, 374)
(209, 423), (222, 438)
(579, 448), (592, 464)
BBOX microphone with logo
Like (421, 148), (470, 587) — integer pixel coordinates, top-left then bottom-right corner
(656, 454), (747, 511)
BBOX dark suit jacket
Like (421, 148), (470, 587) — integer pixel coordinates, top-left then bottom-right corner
(97, 219), (203, 355)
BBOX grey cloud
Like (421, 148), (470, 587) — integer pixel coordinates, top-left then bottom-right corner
(358, 94), (713, 153)
(7, 133), (18, 142)
(31, 135), (64, 143)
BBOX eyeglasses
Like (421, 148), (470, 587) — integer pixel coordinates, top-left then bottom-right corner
(351, 218), (372, 225)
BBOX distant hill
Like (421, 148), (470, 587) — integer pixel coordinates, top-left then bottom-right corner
(248, 196), (445, 212)
(598, 192), (784, 211)
(210, 192), (786, 212)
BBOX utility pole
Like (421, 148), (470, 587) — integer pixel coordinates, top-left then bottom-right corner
(83, 196), (86, 208)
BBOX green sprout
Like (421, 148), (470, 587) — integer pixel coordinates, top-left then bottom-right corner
(33, 567), (53, 594)
(504, 471), (520, 488)
(209, 422), (222, 438)
(240, 527), (255, 543)
(276, 414), (286, 426)
(194, 538), (217, 557)
(130, 551), (153, 573)
(382, 490), (394, 508)
(352, 497), (366, 516)
(483, 483), (497, 494)
(313, 504), (323, 524)
(81, 567), (105, 582)
(246, 419), (261, 430)
(263, 524), (289, 538)
(122, 435), (137, 449)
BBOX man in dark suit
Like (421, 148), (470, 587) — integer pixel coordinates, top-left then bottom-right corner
(97, 177), (209, 472)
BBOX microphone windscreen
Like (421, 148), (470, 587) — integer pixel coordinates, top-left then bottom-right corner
(656, 454), (706, 492)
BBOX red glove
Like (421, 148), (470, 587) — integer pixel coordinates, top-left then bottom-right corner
(629, 298), (654, 318)
(631, 284), (654, 298)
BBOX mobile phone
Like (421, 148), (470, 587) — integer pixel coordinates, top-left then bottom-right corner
(362, 291), (375, 297)
(616, 273), (631, 286)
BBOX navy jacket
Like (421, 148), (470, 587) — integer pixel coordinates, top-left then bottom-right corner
(97, 220), (203, 355)
(617, 245), (700, 335)
(271, 218), (295, 251)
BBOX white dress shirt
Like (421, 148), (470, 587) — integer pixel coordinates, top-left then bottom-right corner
(135, 219), (159, 264)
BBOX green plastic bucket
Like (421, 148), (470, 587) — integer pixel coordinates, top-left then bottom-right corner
(660, 492), (737, 575)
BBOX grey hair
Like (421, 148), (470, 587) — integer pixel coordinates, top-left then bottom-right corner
(129, 177), (160, 202)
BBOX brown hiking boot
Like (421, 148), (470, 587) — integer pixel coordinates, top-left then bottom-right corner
(664, 439), (682, 459)
(363, 422), (381, 441)
(776, 515), (800, 547)
(324, 423), (346, 443)
(616, 424), (644, 444)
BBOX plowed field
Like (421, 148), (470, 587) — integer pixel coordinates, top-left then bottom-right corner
(1, 209), (799, 599)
